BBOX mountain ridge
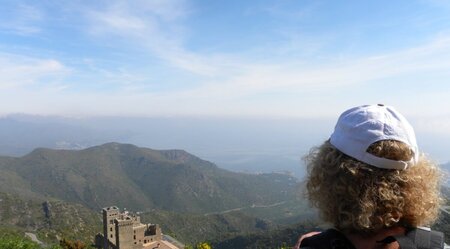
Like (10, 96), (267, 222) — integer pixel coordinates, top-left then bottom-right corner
(0, 142), (298, 214)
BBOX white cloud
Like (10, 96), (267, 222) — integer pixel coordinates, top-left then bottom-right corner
(85, 0), (222, 76)
(5, 32), (450, 119)
(1, 0), (450, 121)
(0, 53), (69, 89)
(81, 0), (450, 98)
(153, 34), (450, 110)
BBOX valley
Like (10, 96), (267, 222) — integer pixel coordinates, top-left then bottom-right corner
(0, 142), (448, 248)
(0, 143), (312, 247)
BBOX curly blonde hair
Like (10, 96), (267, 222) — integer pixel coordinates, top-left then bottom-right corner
(305, 140), (442, 235)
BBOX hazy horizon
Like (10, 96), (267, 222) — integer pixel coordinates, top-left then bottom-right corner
(1, 1), (450, 177)
(1, 113), (450, 181)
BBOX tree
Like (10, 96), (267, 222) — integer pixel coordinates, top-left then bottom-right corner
(59, 238), (86, 249)
(0, 234), (41, 249)
(197, 242), (212, 249)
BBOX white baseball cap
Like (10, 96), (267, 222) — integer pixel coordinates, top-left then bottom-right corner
(329, 104), (419, 170)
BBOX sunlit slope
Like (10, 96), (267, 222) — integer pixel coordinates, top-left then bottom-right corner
(0, 142), (298, 213)
(0, 192), (101, 244)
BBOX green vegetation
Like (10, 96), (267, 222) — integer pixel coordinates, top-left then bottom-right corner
(0, 234), (92, 249)
(141, 209), (275, 244)
(236, 199), (316, 225)
(0, 234), (43, 249)
(0, 192), (101, 245)
(0, 143), (302, 246)
(0, 233), (61, 249)
(138, 199), (316, 244)
(0, 143), (446, 248)
(210, 221), (318, 249)
(0, 143), (298, 213)
(184, 242), (212, 249)
(58, 238), (88, 249)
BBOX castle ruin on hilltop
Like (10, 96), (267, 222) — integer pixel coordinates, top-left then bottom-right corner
(94, 206), (179, 249)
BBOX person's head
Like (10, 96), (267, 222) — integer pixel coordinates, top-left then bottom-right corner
(305, 104), (441, 235)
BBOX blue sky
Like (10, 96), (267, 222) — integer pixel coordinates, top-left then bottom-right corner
(1, 0), (450, 133)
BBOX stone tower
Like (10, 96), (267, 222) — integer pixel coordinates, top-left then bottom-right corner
(96, 206), (174, 249)
(115, 216), (134, 249)
(102, 206), (120, 248)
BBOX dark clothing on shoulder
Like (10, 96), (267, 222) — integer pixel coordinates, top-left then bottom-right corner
(300, 229), (356, 249)
(299, 228), (446, 249)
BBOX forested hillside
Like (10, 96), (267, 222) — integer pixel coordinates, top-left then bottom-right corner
(0, 143), (298, 213)
(2, 143), (446, 248)
(0, 143), (306, 247)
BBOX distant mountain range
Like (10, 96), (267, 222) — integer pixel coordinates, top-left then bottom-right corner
(0, 142), (298, 213)
(0, 142), (307, 245)
(0, 114), (331, 177)
(0, 115), (118, 156)
(0, 142), (448, 247)
(3, 114), (449, 180)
